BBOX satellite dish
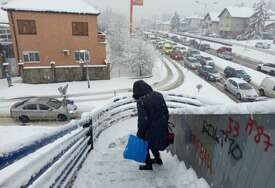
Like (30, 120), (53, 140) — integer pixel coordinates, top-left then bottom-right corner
(58, 84), (68, 96)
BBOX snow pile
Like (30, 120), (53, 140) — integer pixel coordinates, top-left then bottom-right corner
(1, 0), (100, 15)
(73, 118), (209, 188)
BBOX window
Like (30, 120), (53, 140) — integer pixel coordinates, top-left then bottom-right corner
(273, 86), (275, 91)
(74, 50), (90, 62)
(72, 22), (88, 36)
(17, 20), (37, 35)
(23, 104), (37, 110)
(23, 51), (40, 62)
(39, 104), (50, 111)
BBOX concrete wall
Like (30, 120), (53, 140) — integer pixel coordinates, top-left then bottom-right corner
(169, 114), (275, 188)
(22, 65), (110, 84)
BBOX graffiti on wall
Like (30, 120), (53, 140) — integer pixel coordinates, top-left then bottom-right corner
(201, 119), (243, 161)
(192, 134), (212, 175)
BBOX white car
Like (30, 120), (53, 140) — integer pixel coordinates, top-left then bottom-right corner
(258, 77), (275, 97)
(224, 78), (258, 101)
(257, 63), (275, 75)
(255, 42), (271, 49)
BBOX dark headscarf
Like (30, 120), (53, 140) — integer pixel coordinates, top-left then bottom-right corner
(132, 80), (153, 100)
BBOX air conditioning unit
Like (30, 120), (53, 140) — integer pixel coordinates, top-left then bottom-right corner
(62, 49), (70, 56)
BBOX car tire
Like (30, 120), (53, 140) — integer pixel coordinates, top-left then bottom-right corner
(224, 84), (227, 90)
(19, 115), (29, 123)
(57, 114), (68, 121)
(270, 70), (275, 76)
(257, 66), (261, 71)
(259, 89), (265, 96)
(237, 93), (242, 101)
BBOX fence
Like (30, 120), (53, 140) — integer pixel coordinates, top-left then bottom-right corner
(0, 94), (201, 188)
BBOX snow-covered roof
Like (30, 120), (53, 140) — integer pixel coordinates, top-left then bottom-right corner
(219, 6), (254, 18)
(1, 0), (100, 15)
(205, 12), (219, 22)
(185, 15), (203, 20)
(0, 8), (8, 23)
(265, 20), (275, 27)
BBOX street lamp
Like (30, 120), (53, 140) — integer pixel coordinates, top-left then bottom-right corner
(79, 50), (90, 89)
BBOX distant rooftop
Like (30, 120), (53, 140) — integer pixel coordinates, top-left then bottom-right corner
(219, 6), (254, 18)
(1, 0), (100, 15)
(205, 12), (220, 22)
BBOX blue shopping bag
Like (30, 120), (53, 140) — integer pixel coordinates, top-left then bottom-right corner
(123, 135), (148, 163)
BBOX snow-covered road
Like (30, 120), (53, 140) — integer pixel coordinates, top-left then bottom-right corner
(73, 118), (209, 188)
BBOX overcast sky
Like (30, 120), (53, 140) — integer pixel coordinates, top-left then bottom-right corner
(89, 0), (258, 19)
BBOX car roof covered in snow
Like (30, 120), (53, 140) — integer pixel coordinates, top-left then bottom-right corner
(228, 77), (248, 83)
(1, 0), (100, 15)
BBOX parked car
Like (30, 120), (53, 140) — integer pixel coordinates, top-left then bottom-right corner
(170, 49), (184, 61)
(184, 57), (201, 69)
(216, 46), (232, 53)
(224, 78), (258, 101)
(171, 36), (180, 43)
(10, 97), (77, 123)
(190, 39), (199, 48)
(257, 63), (275, 75)
(207, 33), (220, 38)
(258, 77), (275, 97)
(217, 51), (233, 61)
(175, 46), (187, 56)
(224, 66), (251, 83)
(162, 42), (173, 54)
(198, 65), (221, 82)
(187, 48), (200, 57)
(255, 42), (271, 49)
(199, 43), (210, 51)
(197, 56), (215, 67)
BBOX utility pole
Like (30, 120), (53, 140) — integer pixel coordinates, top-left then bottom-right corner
(130, 0), (134, 36)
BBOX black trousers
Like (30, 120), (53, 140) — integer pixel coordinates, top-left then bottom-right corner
(145, 147), (160, 165)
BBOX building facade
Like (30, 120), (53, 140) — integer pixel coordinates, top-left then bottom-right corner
(218, 7), (254, 38)
(2, 0), (109, 83)
(203, 12), (219, 35)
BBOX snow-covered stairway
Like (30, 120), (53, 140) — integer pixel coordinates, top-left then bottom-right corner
(73, 118), (209, 188)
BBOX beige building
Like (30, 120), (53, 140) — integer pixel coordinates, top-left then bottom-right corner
(203, 12), (219, 35)
(2, 0), (109, 83)
(218, 7), (254, 38)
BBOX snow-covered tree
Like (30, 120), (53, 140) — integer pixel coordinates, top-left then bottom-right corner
(126, 38), (155, 77)
(238, 0), (269, 39)
(170, 12), (181, 32)
(98, 11), (155, 77)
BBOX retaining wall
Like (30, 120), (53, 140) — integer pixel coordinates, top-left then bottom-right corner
(22, 65), (110, 84)
(169, 114), (275, 188)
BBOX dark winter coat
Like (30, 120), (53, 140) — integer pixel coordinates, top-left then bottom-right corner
(133, 80), (169, 151)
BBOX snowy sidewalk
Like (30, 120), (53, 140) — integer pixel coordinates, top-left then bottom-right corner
(73, 118), (209, 188)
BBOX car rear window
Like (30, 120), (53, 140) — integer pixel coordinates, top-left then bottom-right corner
(239, 83), (252, 90)
(47, 99), (62, 109)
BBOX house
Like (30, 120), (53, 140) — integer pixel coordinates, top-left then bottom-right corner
(265, 14), (275, 37)
(155, 20), (171, 31)
(218, 7), (254, 38)
(2, 0), (109, 84)
(181, 15), (203, 34)
(202, 12), (220, 35)
(0, 8), (16, 78)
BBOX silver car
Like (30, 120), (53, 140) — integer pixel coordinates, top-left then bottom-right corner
(10, 97), (77, 123)
(224, 78), (258, 101)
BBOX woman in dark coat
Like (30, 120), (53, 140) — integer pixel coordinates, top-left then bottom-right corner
(133, 80), (169, 170)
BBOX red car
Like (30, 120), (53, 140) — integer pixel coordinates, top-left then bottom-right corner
(216, 46), (232, 53)
(170, 49), (184, 61)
